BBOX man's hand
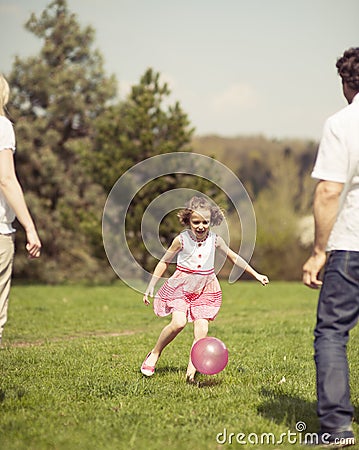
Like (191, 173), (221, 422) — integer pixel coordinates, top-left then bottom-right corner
(302, 252), (327, 289)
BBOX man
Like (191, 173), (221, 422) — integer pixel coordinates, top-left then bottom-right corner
(303, 47), (359, 447)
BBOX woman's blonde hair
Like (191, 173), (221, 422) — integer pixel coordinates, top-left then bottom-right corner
(0, 74), (10, 116)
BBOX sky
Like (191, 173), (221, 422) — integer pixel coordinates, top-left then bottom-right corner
(0, 0), (358, 140)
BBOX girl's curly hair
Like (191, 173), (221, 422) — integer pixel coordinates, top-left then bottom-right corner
(177, 196), (225, 227)
(336, 47), (359, 91)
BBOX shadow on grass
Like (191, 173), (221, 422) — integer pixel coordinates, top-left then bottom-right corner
(197, 378), (223, 388)
(155, 365), (187, 374)
(257, 388), (319, 432)
(140, 366), (224, 388)
(258, 388), (359, 433)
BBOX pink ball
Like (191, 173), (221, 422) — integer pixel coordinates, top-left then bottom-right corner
(191, 337), (228, 375)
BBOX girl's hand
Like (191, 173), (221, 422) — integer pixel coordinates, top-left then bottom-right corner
(256, 273), (269, 286)
(143, 286), (154, 305)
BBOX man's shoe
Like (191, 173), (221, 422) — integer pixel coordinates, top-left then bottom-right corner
(317, 429), (355, 448)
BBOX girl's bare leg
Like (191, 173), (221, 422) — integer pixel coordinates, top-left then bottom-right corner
(186, 318), (209, 380)
(145, 310), (187, 367)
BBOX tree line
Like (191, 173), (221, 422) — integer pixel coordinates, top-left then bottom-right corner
(7, 0), (316, 283)
(193, 136), (317, 280)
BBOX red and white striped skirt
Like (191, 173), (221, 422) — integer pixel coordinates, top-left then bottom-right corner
(153, 269), (222, 322)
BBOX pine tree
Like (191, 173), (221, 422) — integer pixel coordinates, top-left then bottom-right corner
(8, 0), (117, 282)
(93, 68), (226, 274)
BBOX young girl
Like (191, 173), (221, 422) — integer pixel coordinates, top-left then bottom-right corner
(141, 196), (268, 382)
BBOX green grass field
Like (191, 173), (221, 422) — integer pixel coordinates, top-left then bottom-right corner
(0, 282), (358, 449)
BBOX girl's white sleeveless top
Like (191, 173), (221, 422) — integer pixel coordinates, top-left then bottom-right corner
(176, 230), (216, 275)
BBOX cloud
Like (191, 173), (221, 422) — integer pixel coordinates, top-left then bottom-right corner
(0, 4), (22, 15)
(182, 82), (263, 136)
(210, 82), (260, 113)
(118, 79), (132, 99)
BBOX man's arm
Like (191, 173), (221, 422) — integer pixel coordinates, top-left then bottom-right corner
(302, 180), (343, 288)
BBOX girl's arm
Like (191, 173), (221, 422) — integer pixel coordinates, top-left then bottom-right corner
(143, 235), (182, 305)
(216, 236), (269, 285)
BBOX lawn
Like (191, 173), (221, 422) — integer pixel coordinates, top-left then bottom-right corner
(0, 282), (358, 449)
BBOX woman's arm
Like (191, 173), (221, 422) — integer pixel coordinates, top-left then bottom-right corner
(0, 149), (41, 258)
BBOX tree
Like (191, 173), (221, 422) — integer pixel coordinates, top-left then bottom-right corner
(8, 0), (117, 282)
(252, 150), (311, 280)
(90, 68), (194, 191)
(92, 68), (227, 275)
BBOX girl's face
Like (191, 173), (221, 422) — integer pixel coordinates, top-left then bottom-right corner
(189, 209), (211, 240)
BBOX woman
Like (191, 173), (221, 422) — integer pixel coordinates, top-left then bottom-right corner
(0, 73), (41, 345)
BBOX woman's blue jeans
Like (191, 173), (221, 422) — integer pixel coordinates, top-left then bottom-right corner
(314, 250), (359, 431)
